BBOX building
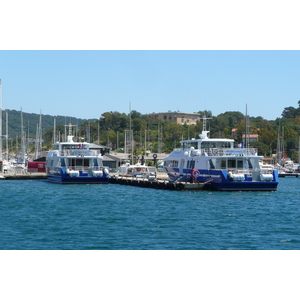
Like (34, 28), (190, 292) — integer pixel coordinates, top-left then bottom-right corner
(144, 111), (201, 125)
(232, 128), (259, 142)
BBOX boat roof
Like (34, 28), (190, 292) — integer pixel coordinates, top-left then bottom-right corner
(181, 134), (235, 143)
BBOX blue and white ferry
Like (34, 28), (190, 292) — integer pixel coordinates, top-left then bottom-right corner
(46, 124), (109, 184)
(163, 120), (278, 191)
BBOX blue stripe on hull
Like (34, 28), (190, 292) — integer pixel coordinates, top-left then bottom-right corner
(209, 182), (278, 191)
(47, 174), (109, 184)
(165, 167), (278, 191)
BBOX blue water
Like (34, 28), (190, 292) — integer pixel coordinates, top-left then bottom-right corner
(1, 177), (300, 250)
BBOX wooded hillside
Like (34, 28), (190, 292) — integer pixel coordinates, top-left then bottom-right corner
(2, 102), (300, 161)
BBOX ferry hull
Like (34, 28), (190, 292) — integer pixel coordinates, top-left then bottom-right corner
(165, 168), (278, 192)
(47, 168), (109, 184)
(47, 174), (109, 184)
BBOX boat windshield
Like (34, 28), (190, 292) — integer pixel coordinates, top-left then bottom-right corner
(181, 142), (198, 149)
(201, 141), (232, 149)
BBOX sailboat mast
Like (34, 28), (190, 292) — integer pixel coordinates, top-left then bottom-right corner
(21, 108), (26, 162)
(245, 104), (250, 149)
(129, 102), (133, 163)
(6, 110), (8, 161)
(53, 117), (56, 143)
(0, 79), (2, 161)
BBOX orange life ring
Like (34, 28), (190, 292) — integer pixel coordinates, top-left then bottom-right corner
(137, 168), (142, 172)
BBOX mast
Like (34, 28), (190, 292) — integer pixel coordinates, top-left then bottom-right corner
(0, 79), (2, 161)
(5, 110), (8, 160)
(38, 112), (42, 158)
(34, 112), (43, 159)
(199, 115), (212, 138)
(21, 108), (26, 162)
(245, 104), (250, 149)
(53, 117), (56, 143)
(129, 102), (134, 163)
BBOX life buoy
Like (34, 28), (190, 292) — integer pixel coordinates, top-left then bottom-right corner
(191, 169), (200, 178)
(137, 168), (142, 172)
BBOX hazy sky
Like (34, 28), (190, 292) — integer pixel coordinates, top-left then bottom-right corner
(1, 50), (299, 121)
(1, 1), (299, 123)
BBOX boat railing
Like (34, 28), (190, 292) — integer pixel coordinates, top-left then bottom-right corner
(178, 147), (258, 156)
(67, 166), (105, 172)
(60, 150), (102, 157)
(201, 148), (258, 156)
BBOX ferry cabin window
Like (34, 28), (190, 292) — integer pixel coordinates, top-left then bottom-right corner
(202, 142), (231, 149)
(221, 160), (226, 169)
(164, 160), (179, 168)
(62, 144), (87, 151)
(220, 159), (243, 169)
(69, 158), (90, 167)
(237, 160), (243, 168)
(181, 142), (198, 149)
(228, 160), (236, 168)
(187, 160), (195, 169)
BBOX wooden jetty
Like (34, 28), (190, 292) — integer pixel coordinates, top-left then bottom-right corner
(278, 172), (299, 178)
(0, 172), (47, 180)
(109, 176), (209, 190)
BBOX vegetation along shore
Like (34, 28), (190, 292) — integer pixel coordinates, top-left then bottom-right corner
(2, 101), (300, 161)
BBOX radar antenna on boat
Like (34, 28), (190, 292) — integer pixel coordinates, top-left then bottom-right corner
(64, 123), (77, 142)
(199, 115), (212, 139)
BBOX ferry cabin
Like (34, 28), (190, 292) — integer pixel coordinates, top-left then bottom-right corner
(47, 141), (104, 171)
(165, 136), (261, 171)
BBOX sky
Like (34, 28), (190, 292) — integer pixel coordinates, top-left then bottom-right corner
(1, 1), (300, 123)
(1, 50), (300, 121)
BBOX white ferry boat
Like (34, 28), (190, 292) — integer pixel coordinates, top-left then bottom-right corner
(46, 124), (109, 184)
(118, 162), (156, 179)
(163, 119), (278, 191)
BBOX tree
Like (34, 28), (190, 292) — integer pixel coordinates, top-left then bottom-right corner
(282, 106), (297, 118)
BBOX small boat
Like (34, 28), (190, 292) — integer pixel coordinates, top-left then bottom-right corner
(46, 124), (109, 184)
(118, 162), (156, 180)
(163, 118), (278, 191)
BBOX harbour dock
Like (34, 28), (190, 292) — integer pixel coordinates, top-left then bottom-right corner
(0, 172), (47, 180)
(109, 176), (209, 190)
(278, 172), (299, 177)
(0, 171), (209, 190)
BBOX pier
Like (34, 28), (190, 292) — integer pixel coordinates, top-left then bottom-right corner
(0, 172), (47, 180)
(278, 172), (299, 177)
(109, 176), (209, 190)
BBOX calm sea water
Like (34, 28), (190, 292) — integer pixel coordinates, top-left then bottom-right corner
(1, 177), (300, 250)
